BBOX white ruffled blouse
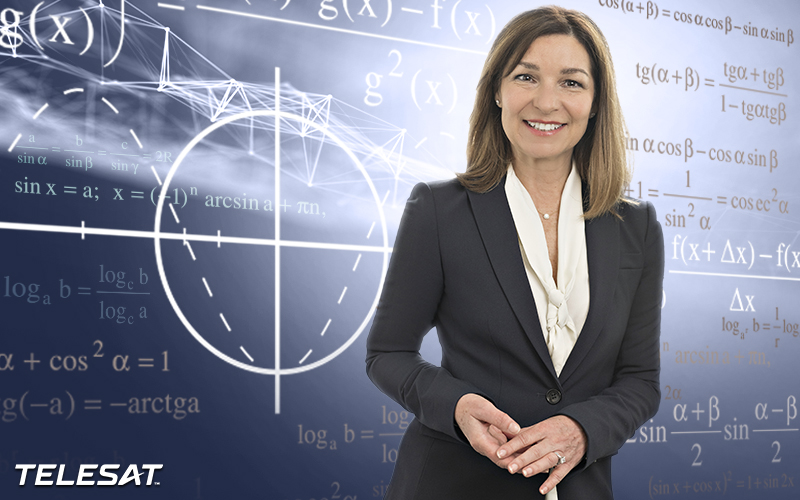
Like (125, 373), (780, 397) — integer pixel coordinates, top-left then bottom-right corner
(505, 164), (590, 377)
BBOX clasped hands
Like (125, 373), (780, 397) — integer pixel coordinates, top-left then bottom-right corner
(454, 393), (587, 496)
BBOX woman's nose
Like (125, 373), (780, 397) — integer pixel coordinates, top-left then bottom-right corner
(533, 85), (559, 114)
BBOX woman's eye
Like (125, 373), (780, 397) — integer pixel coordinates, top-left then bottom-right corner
(564, 80), (584, 88)
(515, 74), (534, 82)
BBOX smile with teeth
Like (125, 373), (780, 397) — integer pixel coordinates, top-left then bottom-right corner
(525, 121), (564, 131)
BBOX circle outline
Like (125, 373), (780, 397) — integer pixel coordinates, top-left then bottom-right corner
(154, 109), (390, 375)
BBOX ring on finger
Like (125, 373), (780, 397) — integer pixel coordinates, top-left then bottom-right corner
(554, 451), (566, 465)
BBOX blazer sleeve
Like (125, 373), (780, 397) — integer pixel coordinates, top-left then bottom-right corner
(559, 201), (664, 467)
(365, 182), (484, 441)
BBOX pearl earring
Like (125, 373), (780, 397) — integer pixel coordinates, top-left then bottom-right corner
(590, 112), (596, 118)
(495, 99), (500, 107)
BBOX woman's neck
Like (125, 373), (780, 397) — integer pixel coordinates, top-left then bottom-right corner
(512, 157), (571, 207)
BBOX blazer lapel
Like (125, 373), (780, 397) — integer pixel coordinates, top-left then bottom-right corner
(559, 209), (620, 384)
(466, 177), (558, 380)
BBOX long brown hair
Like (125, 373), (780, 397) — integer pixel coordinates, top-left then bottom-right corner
(458, 6), (630, 219)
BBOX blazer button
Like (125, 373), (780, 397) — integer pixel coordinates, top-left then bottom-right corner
(546, 389), (562, 405)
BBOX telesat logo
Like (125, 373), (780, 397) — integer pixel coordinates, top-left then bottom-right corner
(15, 464), (163, 486)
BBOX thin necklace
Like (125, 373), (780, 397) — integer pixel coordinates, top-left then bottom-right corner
(536, 207), (559, 220)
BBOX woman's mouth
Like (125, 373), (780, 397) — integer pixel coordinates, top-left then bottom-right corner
(525, 120), (565, 132)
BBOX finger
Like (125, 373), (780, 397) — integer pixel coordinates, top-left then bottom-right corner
(470, 402), (520, 436)
(490, 450), (523, 470)
(462, 421), (510, 459)
(487, 424), (509, 445)
(462, 424), (500, 456)
(517, 451), (565, 478)
(539, 462), (571, 495)
(505, 446), (553, 475)
(496, 426), (543, 459)
(455, 394), (520, 436)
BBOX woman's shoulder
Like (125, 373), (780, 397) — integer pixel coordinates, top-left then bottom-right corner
(615, 198), (661, 244)
(415, 177), (466, 195)
(617, 198), (657, 222)
(406, 177), (474, 221)
(408, 177), (469, 204)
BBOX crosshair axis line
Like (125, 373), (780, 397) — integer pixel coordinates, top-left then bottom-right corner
(0, 221), (392, 253)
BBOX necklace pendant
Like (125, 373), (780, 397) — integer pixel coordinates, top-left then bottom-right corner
(543, 213), (550, 220)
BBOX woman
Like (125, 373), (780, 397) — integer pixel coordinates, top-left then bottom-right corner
(366, 6), (663, 499)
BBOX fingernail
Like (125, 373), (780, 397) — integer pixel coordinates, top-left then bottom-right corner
(508, 463), (518, 473)
(497, 449), (507, 459)
(509, 423), (520, 434)
(540, 487), (548, 495)
(523, 468), (531, 477)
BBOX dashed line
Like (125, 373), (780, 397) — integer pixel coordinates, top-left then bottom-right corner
(32, 103), (49, 120)
(352, 253), (362, 271)
(184, 240), (196, 260)
(240, 346), (254, 362)
(129, 129), (143, 149)
(381, 190), (391, 206)
(158, 2), (185, 9)
(401, 7), (423, 14)
(151, 166), (163, 185)
(320, 319), (332, 336)
(8, 133), (21, 152)
(169, 204), (180, 223)
(202, 277), (213, 297)
(101, 97), (119, 114)
(299, 349), (313, 364)
(220, 313), (232, 331)
(337, 286), (348, 304)
(63, 88), (84, 95)
(366, 221), (376, 239)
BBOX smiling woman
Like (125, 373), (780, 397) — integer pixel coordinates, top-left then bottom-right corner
(366, 6), (664, 500)
(496, 35), (595, 174)
(460, 6), (628, 220)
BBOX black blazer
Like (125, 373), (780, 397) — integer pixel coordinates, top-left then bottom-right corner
(366, 176), (664, 499)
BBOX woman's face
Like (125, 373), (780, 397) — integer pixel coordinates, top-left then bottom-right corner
(496, 34), (595, 170)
